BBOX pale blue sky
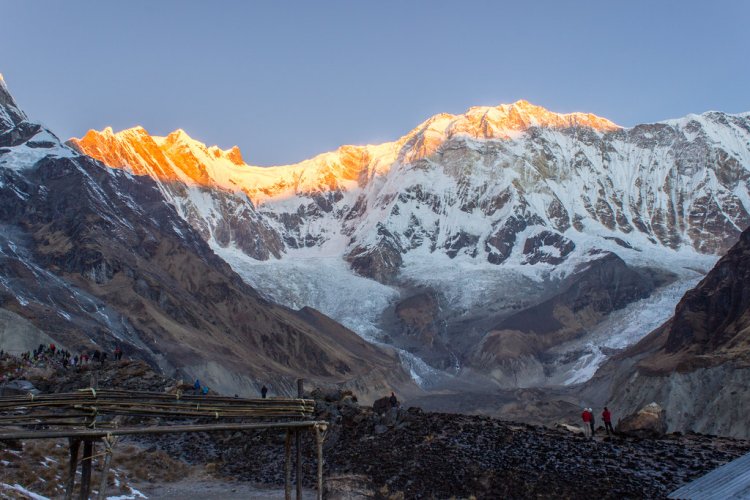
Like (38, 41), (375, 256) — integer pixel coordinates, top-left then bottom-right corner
(3, 1), (749, 165)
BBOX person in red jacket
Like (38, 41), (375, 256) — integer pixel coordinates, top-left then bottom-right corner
(581, 408), (592, 438)
(602, 406), (614, 436)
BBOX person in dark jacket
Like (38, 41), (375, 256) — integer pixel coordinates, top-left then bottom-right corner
(602, 407), (614, 436)
(389, 392), (399, 409)
(589, 407), (596, 437)
(261, 385), (268, 398)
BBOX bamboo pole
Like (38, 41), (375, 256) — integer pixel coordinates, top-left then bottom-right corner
(285, 430), (292, 500)
(0, 420), (328, 440)
(296, 379), (304, 500)
(315, 424), (325, 500)
(97, 435), (117, 500)
(64, 438), (81, 500)
(80, 439), (93, 500)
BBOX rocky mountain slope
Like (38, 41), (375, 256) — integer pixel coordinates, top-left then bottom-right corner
(0, 74), (412, 401)
(70, 99), (750, 390)
(588, 225), (750, 438)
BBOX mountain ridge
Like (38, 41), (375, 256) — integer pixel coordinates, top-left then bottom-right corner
(68, 95), (750, 391)
(0, 75), (413, 401)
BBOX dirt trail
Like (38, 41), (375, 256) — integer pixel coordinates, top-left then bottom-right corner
(132, 478), (316, 499)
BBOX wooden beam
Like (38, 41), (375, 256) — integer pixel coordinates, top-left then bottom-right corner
(0, 420), (328, 440)
(79, 439), (93, 500)
(296, 379), (304, 500)
(285, 430), (292, 500)
(64, 438), (81, 500)
(315, 424), (325, 500)
(97, 435), (117, 500)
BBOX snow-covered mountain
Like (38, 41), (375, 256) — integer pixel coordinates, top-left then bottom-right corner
(0, 74), (412, 401)
(70, 100), (750, 389)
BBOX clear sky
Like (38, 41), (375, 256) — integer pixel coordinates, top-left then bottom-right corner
(3, 1), (749, 165)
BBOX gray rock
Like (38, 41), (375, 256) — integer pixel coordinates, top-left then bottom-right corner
(617, 402), (667, 437)
(325, 474), (375, 499)
(0, 379), (40, 396)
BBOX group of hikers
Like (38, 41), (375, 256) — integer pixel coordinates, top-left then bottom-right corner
(12, 343), (125, 371)
(581, 406), (615, 438)
(192, 379), (210, 395)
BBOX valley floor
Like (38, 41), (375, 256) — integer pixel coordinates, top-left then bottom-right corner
(2, 356), (749, 499)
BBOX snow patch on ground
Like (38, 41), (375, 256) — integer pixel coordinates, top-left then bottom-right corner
(0, 483), (49, 500)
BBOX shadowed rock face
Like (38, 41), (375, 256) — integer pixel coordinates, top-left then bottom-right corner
(591, 226), (750, 438)
(0, 79), (412, 399)
(469, 252), (659, 387)
(395, 292), (440, 347)
(661, 227), (750, 363)
(522, 230), (575, 265)
(344, 224), (404, 283)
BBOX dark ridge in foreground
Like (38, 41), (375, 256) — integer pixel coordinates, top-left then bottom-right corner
(5, 357), (750, 499)
(143, 388), (749, 498)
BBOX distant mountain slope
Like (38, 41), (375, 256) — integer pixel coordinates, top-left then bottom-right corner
(69, 97), (750, 390)
(0, 74), (411, 401)
(589, 225), (750, 438)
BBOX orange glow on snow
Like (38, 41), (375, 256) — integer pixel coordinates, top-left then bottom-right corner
(69, 101), (620, 205)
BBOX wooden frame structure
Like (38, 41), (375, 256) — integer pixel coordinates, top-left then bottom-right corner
(0, 382), (327, 500)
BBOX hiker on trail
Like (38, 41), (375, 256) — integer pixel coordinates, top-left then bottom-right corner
(588, 408), (596, 437)
(389, 391), (399, 409)
(201, 385), (209, 395)
(194, 379), (201, 395)
(261, 385), (268, 399)
(101, 352), (108, 366)
(581, 408), (593, 438)
(114, 345), (122, 361)
(602, 407), (614, 436)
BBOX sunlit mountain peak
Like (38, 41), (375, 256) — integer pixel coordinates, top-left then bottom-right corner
(70, 101), (621, 203)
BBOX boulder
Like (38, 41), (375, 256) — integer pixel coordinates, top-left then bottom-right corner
(0, 379), (40, 396)
(325, 474), (375, 499)
(555, 423), (584, 435)
(310, 387), (352, 403)
(372, 396), (391, 415)
(616, 402), (667, 437)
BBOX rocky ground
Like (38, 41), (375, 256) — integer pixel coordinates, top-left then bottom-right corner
(168, 398), (750, 499)
(2, 357), (749, 499)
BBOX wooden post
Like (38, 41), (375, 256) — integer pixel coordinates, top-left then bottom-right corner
(64, 438), (81, 500)
(97, 435), (117, 500)
(314, 424), (325, 500)
(80, 439), (93, 500)
(284, 429), (292, 500)
(296, 378), (304, 500)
